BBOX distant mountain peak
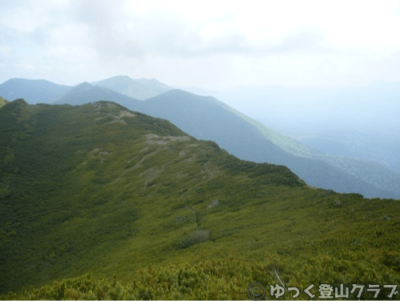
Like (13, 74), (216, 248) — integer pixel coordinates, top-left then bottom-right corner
(110, 75), (132, 80)
(77, 81), (92, 86)
(73, 82), (93, 92)
(136, 78), (160, 83)
(93, 75), (171, 100)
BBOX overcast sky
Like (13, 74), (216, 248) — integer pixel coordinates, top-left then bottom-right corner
(1, 0), (400, 89)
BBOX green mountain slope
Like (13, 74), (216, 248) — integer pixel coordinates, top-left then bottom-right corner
(0, 96), (9, 108)
(93, 75), (171, 100)
(1, 100), (400, 300)
(0, 78), (71, 104)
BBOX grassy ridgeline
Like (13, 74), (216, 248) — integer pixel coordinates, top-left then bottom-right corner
(0, 99), (399, 299)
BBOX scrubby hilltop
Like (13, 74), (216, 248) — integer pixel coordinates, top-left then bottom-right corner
(0, 100), (400, 300)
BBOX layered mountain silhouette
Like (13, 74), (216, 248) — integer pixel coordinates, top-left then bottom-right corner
(1, 77), (399, 199)
(0, 78), (71, 104)
(0, 75), (171, 104)
(53, 82), (137, 106)
(191, 83), (400, 174)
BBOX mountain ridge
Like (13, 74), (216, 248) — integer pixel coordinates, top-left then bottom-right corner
(1, 77), (399, 199)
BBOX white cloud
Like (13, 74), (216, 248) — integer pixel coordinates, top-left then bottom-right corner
(1, 0), (400, 88)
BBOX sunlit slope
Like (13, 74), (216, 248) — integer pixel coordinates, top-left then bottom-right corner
(0, 96), (8, 108)
(1, 99), (399, 298)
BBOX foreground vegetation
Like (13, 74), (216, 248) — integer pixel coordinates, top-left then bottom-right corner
(0, 99), (399, 299)
(2, 245), (400, 300)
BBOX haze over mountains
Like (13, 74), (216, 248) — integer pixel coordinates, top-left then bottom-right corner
(0, 76), (172, 105)
(0, 76), (399, 200)
(182, 83), (400, 174)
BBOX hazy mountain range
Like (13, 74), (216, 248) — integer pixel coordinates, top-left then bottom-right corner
(0, 76), (399, 200)
(0, 76), (171, 105)
(181, 83), (400, 174)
